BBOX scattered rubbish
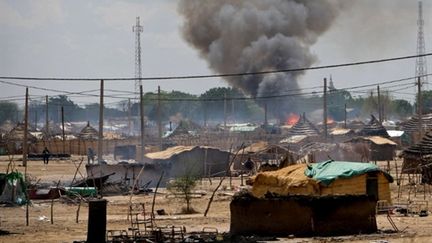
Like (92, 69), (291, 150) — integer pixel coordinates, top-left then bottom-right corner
(156, 209), (166, 215)
(38, 215), (49, 222)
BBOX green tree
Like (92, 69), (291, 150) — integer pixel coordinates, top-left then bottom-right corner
(0, 101), (19, 124)
(167, 174), (198, 214)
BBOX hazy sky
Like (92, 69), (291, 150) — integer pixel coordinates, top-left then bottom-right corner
(0, 0), (430, 107)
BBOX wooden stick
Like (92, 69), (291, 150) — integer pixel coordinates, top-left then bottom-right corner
(71, 157), (84, 185)
(76, 199), (81, 223)
(51, 180), (61, 224)
(151, 171), (165, 224)
(204, 143), (242, 217)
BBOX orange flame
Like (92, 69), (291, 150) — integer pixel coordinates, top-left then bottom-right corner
(327, 117), (335, 125)
(286, 113), (300, 125)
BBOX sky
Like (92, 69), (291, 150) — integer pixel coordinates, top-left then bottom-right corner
(0, 0), (430, 107)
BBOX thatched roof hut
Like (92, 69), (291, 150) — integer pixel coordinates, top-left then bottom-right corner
(401, 132), (432, 176)
(400, 113), (432, 134)
(286, 114), (320, 137)
(345, 136), (397, 161)
(4, 123), (36, 142)
(358, 115), (389, 138)
(78, 122), (98, 140)
(166, 119), (202, 138)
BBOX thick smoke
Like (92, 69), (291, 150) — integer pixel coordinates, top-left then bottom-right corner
(178, 0), (344, 117)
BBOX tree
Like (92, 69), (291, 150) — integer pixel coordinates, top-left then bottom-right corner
(0, 101), (19, 124)
(167, 174), (198, 214)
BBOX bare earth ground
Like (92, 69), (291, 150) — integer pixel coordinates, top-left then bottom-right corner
(0, 156), (432, 242)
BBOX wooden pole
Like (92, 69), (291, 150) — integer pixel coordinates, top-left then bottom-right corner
(223, 92), (227, 131)
(377, 85), (382, 123)
(157, 86), (162, 150)
(140, 85), (145, 163)
(61, 106), (66, 154)
(344, 103), (347, 129)
(128, 98), (132, 136)
(45, 95), (49, 138)
(203, 102), (207, 127)
(97, 80), (104, 163)
(23, 87), (29, 226)
(323, 78), (328, 141)
(418, 77), (423, 139)
(264, 102), (268, 125)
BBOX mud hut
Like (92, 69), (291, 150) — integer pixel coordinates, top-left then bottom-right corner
(400, 113), (432, 143)
(143, 146), (230, 179)
(345, 136), (397, 162)
(357, 115), (389, 138)
(2, 122), (37, 154)
(231, 160), (393, 236)
(233, 141), (298, 171)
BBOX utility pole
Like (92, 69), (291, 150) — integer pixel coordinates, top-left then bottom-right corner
(61, 106), (66, 154)
(97, 80), (104, 163)
(264, 102), (268, 125)
(34, 110), (37, 132)
(157, 86), (162, 150)
(418, 77), (423, 139)
(127, 98), (131, 136)
(377, 85), (382, 123)
(231, 98), (235, 123)
(323, 78), (328, 141)
(23, 87), (29, 226)
(45, 95), (49, 137)
(203, 102), (207, 127)
(140, 85), (145, 162)
(223, 92), (227, 131)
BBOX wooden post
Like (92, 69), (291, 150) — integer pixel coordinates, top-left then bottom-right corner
(323, 78), (328, 141)
(128, 98), (132, 136)
(157, 86), (162, 150)
(45, 95), (49, 141)
(377, 85), (382, 123)
(23, 87), (29, 226)
(203, 102), (207, 127)
(61, 106), (66, 154)
(418, 77), (423, 139)
(140, 85), (145, 163)
(264, 102), (268, 125)
(344, 103), (347, 129)
(223, 92), (227, 131)
(97, 80), (104, 163)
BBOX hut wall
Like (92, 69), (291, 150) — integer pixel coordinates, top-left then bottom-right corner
(230, 195), (377, 236)
(319, 173), (391, 203)
(370, 144), (395, 161)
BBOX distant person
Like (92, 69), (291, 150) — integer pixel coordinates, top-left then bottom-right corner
(243, 157), (255, 171)
(42, 147), (50, 164)
(87, 148), (95, 164)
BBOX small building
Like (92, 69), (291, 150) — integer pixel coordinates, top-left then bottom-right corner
(400, 113), (432, 144)
(231, 161), (393, 236)
(401, 132), (432, 181)
(329, 127), (355, 143)
(78, 121), (98, 140)
(345, 136), (397, 161)
(143, 146), (230, 180)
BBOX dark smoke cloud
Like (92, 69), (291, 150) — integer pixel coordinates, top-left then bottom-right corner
(178, 0), (345, 115)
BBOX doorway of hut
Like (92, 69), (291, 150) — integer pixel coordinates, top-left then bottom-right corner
(366, 173), (378, 200)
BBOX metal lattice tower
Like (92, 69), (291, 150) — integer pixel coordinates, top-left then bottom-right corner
(416, 1), (428, 89)
(133, 17), (143, 96)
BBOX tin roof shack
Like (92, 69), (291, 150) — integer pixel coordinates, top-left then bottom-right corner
(345, 136), (396, 162)
(232, 141), (298, 171)
(143, 146), (230, 180)
(401, 132), (432, 179)
(231, 161), (393, 236)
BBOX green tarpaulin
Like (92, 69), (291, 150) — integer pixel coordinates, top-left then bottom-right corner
(305, 160), (393, 186)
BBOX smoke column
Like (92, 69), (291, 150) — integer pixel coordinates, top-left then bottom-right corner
(178, 0), (345, 117)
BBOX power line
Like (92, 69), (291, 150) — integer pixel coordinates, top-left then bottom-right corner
(1, 53), (431, 81)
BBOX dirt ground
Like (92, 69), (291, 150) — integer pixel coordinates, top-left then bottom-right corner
(1, 156), (432, 242)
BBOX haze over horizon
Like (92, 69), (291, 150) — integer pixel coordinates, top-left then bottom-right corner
(1, 0), (430, 107)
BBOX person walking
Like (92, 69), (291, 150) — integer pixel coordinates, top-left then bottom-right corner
(87, 147), (95, 164)
(42, 147), (50, 164)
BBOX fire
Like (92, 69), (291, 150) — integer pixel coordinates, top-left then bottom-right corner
(327, 117), (335, 125)
(286, 113), (300, 125)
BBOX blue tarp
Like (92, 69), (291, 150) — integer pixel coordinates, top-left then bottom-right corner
(304, 160), (394, 186)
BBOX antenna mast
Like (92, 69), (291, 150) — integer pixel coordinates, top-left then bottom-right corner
(133, 17), (143, 97)
(416, 1), (428, 89)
